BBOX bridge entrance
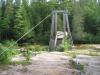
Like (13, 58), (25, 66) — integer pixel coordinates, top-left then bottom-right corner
(49, 10), (73, 51)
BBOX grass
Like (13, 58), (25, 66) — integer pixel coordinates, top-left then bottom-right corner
(64, 49), (100, 58)
(10, 60), (32, 66)
(70, 60), (85, 73)
(0, 40), (20, 64)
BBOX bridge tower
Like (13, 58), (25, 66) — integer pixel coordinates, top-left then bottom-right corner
(49, 10), (73, 51)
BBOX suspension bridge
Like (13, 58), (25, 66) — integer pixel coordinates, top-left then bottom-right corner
(0, 10), (73, 56)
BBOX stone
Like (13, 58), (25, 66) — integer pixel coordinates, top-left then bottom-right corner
(73, 55), (92, 65)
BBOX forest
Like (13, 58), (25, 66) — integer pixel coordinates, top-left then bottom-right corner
(0, 0), (100, 75)
(0, 0), (100, 44)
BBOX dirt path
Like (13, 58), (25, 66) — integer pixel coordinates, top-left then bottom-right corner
(0, 52), (77, 75)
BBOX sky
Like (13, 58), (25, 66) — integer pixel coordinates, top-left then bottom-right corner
(76, 0), (80, 2)
(47, 0), (50, 2)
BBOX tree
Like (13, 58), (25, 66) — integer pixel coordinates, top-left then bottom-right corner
(0, 0), (7, 40)
(83, 1), (100, 43)
(72, 0), (86, 43)
(13, 0), (32, 41)
(0, 0), (14, 40)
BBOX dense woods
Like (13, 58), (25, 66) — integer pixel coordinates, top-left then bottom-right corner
(0, 0), (100, 44)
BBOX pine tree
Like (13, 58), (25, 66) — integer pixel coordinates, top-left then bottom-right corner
(0, 0), (14, 40)
(13, 1), (32, 41)
(72, 0), (85, 43)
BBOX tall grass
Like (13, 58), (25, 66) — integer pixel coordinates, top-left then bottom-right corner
(0, 40), (19, 64)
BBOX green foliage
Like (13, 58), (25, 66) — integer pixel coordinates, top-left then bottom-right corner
(57, 38), (70, 52)
(83, 2), (100, 43)
(84, 33), (94, 43)
(71, 60), (84, 72)
(13, 2), (32, 41)
(23, 45), (47, 61)
(72, 1), (86, 43)
(65, 49), (100, 58)
(0, 40), (19, 64)
(34, 32), (50, 44)
(94, 34), (100, 43)
(0, 0), (14, 40)
(0, 0), (100, 44)
(84, 33), (100, 44)
(71, 0), (100, 43)
(84, 2), (100, 34)
(11, 60), (31, 65)
(26, 45), (45, 52)
(24, 50), (33, 61)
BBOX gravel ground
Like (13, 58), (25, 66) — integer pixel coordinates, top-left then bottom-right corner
(0, 52), (78, 75)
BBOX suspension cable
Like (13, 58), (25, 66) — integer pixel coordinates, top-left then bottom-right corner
(0, 14), (51, 56)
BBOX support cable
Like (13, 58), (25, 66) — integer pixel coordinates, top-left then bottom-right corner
(0, 14), (51, 56)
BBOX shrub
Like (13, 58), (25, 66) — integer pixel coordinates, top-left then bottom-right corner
(94, 34), (100, 43)
(84, 33), (100, 44)
(58, 38), (71, 52)
(26, 45), (44, 52)
(84, 33), (94, 43)
(24, 45), (46, 61)
(24, 50), (33, 61)
(34, 32), (50, 45)
(0, 40), (19, 64)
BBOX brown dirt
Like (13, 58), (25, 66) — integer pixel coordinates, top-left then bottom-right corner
(0, 52), (77, 75)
